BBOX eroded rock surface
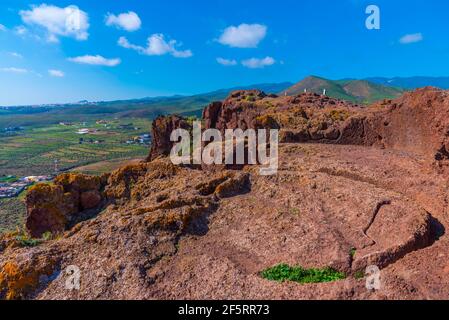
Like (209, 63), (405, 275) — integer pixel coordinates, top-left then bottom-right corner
(1, 88), (449, 300)
(25, 173), (108, 238)
(148, 115), (191, 162)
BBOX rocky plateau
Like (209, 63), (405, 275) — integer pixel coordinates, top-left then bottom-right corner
(1, 87), (449, 300)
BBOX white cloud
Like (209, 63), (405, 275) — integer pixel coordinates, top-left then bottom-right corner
(118, 36), (142, 51)
(68, 55), (121, 67)
(399, 33), (423, 44)
(0, 67), (29, 74)
(241, 56), (275, 69)
(218, 23), (267, 48)
(0, 24), (6, 31)
(48, 69), (64, 77)
(0, 67), (43, 77)
(118, 34), (193, 58)
(106, 11), (141, 32)
(216, 57), (237, 66)
(9, 52), (23, 58)
(47, 34), (59, 43)
(14, 25), (28, 35)
(20, 4), (89, 42)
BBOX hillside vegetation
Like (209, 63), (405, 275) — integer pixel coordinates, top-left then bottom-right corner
(281, 76), (405, 104)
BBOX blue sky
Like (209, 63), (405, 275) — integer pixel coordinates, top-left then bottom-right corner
(0, 0), (448, 106)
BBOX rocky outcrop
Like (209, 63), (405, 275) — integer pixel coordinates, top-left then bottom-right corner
(0, 159), (252, 300)
(2, 87), (449, 300)
(202, 91), (360, 143)
(202, 90), (267, 132)
(361, 87), (449, 164)
(0, 249), (60, 300)
(202, 87), (449, 166)
(25, 173), (107, 238)
(2, 143), (446, 300)
(147, 115), (192, 162)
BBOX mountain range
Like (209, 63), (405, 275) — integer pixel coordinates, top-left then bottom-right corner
(3, 76), (449, 128)
(281, 76), (406, 104)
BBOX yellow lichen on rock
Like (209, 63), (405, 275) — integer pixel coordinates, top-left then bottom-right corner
(54, 173), (101, 191)
(105, 159), (179, 200)
(0, 257), (58, 300)
(255, 114), (280, 129)
(25, 172), (106, 238)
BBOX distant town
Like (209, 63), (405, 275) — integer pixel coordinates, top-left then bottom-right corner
(0, 175), (52, 199)
(59, 120), (151, 146)
(0, 119), (152, 195)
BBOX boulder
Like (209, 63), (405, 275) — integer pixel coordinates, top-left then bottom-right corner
(147, 115), (192, 162)
(80, 190), (102, 210)
(25, 173), (106, 238)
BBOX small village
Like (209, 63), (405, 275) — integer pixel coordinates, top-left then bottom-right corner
(0, 175), (52, 199)
(61, 120), (151, 146)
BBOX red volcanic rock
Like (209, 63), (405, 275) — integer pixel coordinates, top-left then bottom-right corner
(203, 88), (449, 167)
(80, 190), (102, 210)
(25, 173), (106, 238)
(202, 101), (222, 130)
(4, 87), (449, 300)
(371, 87), (449, 163)
(25, 184), (74, 238)
(203, 90), (268, 132)
(202, 90), (361, 144)
(148, 115), (192, 162)
(339, 87), (449, 165)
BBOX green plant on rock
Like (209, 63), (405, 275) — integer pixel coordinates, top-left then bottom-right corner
(260, 264), (346, 284)
(12, 227), (56, 248)
(42, 231), (53, 241)
(350, 248), (356, 258)
(15, 233), (42, 247)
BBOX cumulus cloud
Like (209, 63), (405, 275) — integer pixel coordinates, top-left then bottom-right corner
(241, 56), (275, 69)
(68, 55), (121, 67)
(216, 57), (237, 66)
(48, 69), (65, 77)
(118, 34), (193, 58)
(106, 11), (141, 32)
(0, 67), (29, 74)
(0, 24), (6, 31)
(399, 33), (423, 44)
(218, 23), (267, 48)
(20, 4), (89, 42)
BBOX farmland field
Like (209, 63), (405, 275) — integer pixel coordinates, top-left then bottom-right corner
(0, 117), (152, 233)
(72, 157), (145, 176)
(0, 118), (151, 177)
(0, 196), (26, 234)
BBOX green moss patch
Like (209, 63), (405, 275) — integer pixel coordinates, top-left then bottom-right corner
(260, 264), (346, 284)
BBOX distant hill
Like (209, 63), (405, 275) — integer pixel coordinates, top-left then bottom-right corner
(365, 76), (449, 89)
(281, 76), (405, 104)
(0, 82), (293, 127)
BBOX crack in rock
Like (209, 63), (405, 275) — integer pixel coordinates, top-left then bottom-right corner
(363, 199), (392, 245)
